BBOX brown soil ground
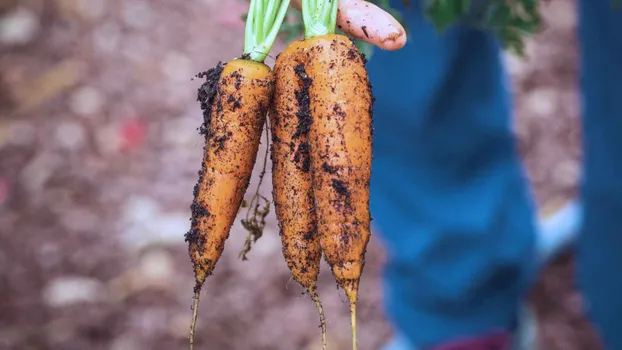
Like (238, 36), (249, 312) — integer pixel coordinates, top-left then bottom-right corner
(0, 0), (602, 349)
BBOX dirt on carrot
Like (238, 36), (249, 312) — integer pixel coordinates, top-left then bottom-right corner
(270, 42), (327, 349)
(303, 34), (374, 350)
(187, 59), (273, 350)
(195, 62), (225, 137)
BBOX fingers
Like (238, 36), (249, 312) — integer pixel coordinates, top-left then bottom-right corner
(336, 0), (407, 51)
(290, 0), (407, 51)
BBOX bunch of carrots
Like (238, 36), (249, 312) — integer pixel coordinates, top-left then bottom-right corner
(185, 0), (391, 349)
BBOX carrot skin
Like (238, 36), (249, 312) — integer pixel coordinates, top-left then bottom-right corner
(304, 34), (373, 304)
(270, 43), (323, 290)
(271, 41), (328, 350)
(186, 59), (272, 287)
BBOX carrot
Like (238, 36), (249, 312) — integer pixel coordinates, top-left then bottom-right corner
(270, 42), (327, 349)
(185, 1), (290, 348)
(299, 1), (374, 349)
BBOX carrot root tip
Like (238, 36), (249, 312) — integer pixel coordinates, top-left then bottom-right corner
(350, 301), (358, 350)
(189, 287), (202, 350)
(309, 288), (328, 350)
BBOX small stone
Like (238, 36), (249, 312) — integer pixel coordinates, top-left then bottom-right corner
(55, 121), (86, 150)
(123, 195), (160, 224)
(92, 21), (121, 54)
(121, 1), (154, 30)
(525, 88), (557, 117)
(146, 213), (189, 245)
(138, 248), (174, 288)
(42, 276), (105, 307)
(123, 210), (188, 249)
(0, 8), (39, 45)
(69, 86), (105, 117)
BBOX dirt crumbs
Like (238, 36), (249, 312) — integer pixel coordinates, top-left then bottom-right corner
(292, 64), (313, 173)
(293, 64), (312, 139)
(186, 62), (224, 248)
(196, 62), (224, 136)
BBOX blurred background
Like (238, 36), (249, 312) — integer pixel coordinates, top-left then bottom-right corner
(0, 0), (602, 349)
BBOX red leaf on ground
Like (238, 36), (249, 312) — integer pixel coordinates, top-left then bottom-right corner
(119, 119), (146, 152)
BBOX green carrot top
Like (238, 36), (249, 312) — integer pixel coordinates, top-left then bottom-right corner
(301, 0), (339, 40)
(243, 0), (292, 62)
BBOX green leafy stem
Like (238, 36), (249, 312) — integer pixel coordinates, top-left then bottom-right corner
(243, 0), (291, 62)
(243, 0), (620, 60)
(301, 0), (340, 39)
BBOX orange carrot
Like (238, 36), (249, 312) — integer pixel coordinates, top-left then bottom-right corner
(270, 42), (327, 349)
(299, 1), (374, 349)
(308, 34), (373, 350)
(186, 1), (290, 348)
(187, 58), (272, 349)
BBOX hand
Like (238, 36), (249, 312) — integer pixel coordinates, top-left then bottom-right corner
(290, 0), (407, 51)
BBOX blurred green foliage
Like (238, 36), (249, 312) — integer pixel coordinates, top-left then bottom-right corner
(241, 0), (615, 60)
(243, 0), (547, 59)
(368, 0), (546, 58)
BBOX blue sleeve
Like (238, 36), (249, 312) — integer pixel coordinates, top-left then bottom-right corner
(577, 1), (622, 348)
(366, 1), (538, 347)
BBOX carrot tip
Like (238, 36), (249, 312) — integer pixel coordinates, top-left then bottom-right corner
(309, 288), (328, 350)
(342, 280), (359, 350)
(189, 287), (202, 350)
(350, 301), (358, 350)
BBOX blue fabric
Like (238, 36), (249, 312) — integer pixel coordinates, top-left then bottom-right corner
(366, 0), (538, 347)
(576, 1), (622, 349)
(380, 304), (537, 350)
(378, 198), (581, 350)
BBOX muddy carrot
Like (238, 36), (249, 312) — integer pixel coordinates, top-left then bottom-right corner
(270, 42), (327, 349)
(300, 0), (374, 349)
(185, 0), (290, 348)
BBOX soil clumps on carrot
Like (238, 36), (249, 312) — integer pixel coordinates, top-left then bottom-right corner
(196, 62), (224, 136)
(184, 62), (224, 250)
(293, 64), (312, 138)
(292, 64), (313, 173)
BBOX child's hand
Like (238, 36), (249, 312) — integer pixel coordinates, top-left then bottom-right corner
(290, 0), (407, 50)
